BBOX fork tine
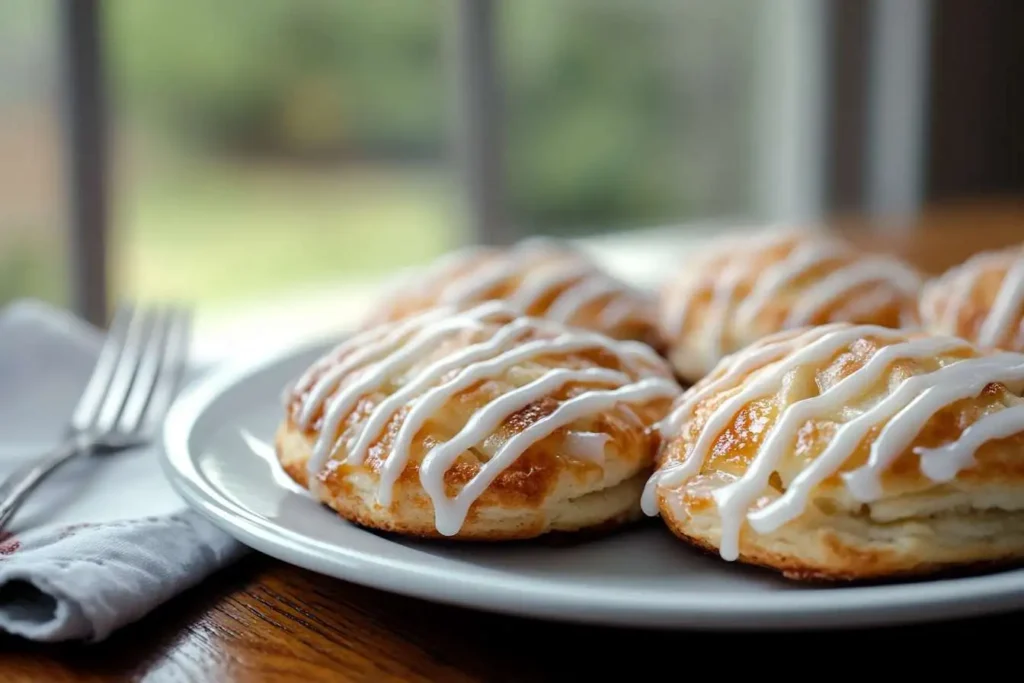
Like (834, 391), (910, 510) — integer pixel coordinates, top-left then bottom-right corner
(70, 302), (136, 432)
(91, 305), (157, 435)
(136, 306), (193, 436)
(115, 306), (172, 434)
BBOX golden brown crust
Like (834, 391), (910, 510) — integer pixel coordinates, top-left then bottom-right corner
(919, 243), (1024, 352)
(278, 304), (680, 541)
(276, 421), (651, 540)
(658, 500), (1024, 582)
(648, 323), (1024, 580)
(363, 238), (665, 351)
(658, 228), (923, 384)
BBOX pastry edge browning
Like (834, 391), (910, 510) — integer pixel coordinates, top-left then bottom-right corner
(366, 239), (666, 352)
(918, 244), (1024, 352)
(657, 230), (922, 384)
(275, 423), (648, 541)
(655, 487), (1024, 581)
(649, 322), (1024, 581)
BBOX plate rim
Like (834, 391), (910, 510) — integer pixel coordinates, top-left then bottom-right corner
(161, 337), (1024, 630)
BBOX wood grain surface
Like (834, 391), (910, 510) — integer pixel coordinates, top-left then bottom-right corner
(3, 554), (1024, 682)
(1, 199), (1023, 682)
(836, 196), (1024, 274)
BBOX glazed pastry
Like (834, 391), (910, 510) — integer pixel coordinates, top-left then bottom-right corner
(659, 228), (923, 384)
(919, 243), (1024, 352)
(364, 237), (663, 351)
(643, 322), (1024, 580)
(277, 300), (681, 540)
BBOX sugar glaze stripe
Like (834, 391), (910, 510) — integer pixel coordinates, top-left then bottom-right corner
(423, 238), (650, 330)
(663, 232), (922, 354)
(644, 323), (1024, 562)
(290, 301), (680, 535)
(921, 247), (1024, 349)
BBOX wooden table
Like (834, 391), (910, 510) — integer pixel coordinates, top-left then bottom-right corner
(2, 199), (1023, 682)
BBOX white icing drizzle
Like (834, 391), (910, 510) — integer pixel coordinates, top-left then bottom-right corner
(410, 239), (648, 335)
(919, 253), (984, 334)
(659, 232), (785, 341)
(643, 322), (1024, 562)
(663, 232), (921, 357)
(733, 240), (847, 329)
(365, 247), (486, 326)
(507, 261), (593, 312)
(422, 375), (677, 536)
(978, 257), (1024, 348)
(839, 352), (1024, 501)
(916, 404), (1024, 482)
(298, 306), (482, 427)
(935, 264), (982, 333)
(290, 301), (679, 534)
(827, 284), (896, 324)
(438, 257), (524, 306)
(546, 276), (624, 324)
(783, 257), (920, 328)
(704, 260), (749, 364)
(661, 277), (699, 339)
(922, 248), (1024, 349)
(599, 294), (644, 329)
(291, 317), (416, 403)
(562, 431), (611, 464)
(653, 324), (847, 440)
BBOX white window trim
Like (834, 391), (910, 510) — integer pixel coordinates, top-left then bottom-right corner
(751, 0), (829, 226)
(865, 0), (931, 220)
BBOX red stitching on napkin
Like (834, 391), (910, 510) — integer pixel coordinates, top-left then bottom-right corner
(0, 533), (20, 556)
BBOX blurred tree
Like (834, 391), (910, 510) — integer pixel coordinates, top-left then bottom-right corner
(107, 0), (446, 159)
(106, 0), (758, 233)
(501, 0), (759, 232)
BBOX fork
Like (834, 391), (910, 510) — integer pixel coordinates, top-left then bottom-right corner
(0, 303), (192, 531)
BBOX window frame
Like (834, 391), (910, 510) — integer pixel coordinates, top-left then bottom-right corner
(57, 0), (935, 328)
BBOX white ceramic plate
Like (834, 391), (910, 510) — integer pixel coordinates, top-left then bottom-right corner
(161, 339), (1024, 631)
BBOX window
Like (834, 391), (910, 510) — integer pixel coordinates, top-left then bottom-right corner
(105, 0), (463, 359)
(99, 0), (806, 360)
(500, 0), (766, 236)
(4, 0), (972, 363)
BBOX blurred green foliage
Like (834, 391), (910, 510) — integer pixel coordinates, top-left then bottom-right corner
(107, 0), (760, 232)
(0, 240), (66, 307)
(108, 0), (446, 159)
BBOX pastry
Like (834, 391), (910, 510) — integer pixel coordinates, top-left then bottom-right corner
(642, 322), (1024, 580)
(277, 300), (682, 540)
(659, 228), (923, 384)
(919, 243), (1024, 352)
(363, 237), (663, 351)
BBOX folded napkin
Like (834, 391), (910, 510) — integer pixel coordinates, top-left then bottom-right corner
(0, 300), (248, 643)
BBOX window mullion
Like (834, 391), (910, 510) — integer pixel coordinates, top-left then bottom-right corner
(58, 0), (109, 327)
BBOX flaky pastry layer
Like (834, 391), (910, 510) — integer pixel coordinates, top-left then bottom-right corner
(645, 323), (1024, 580)
(363, 237), (664, 351)
(276, 424), (649, 540)
(919, 243), (1024, 353)
(658, 228), (922, 384)
(279, 302), (680, 540)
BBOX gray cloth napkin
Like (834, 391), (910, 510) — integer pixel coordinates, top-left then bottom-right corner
(0, 300), (248, 642)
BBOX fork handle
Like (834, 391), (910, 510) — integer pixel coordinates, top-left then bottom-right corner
(0, 435), (95, 531)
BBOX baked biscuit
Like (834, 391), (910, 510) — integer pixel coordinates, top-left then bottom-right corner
(364, 237), (663, 351)
(919, 243), (1024, 352)
(278, 301), (681, 540)
(643, 322), (1024, 580)
(659, 228), (922, 384)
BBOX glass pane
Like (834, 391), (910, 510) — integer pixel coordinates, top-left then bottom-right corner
(0, 0), (67, 308)
(500, 0), (765, 237)
(104, 0), (461, 357)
